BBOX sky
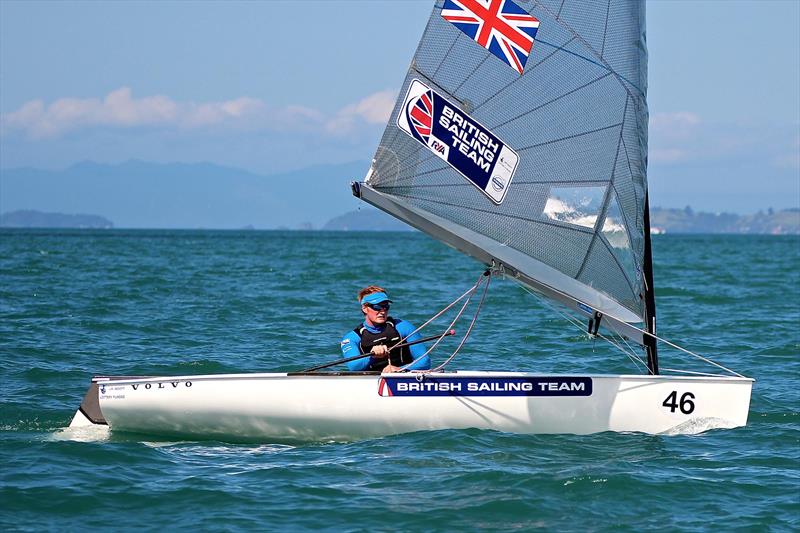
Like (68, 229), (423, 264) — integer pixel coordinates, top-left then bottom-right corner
(1, 0), (798, 213)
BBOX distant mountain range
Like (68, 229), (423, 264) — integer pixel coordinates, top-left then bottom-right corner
(0, 160), (367, 229)
(649, 206), (799, 235)
(322, 209), (413, 231)
(0, 210), (113, 229)
(2, 160), (797, 234)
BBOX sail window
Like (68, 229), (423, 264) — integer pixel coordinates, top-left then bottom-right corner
(542, 186), (607, 230)
(602, 194), (638, 284)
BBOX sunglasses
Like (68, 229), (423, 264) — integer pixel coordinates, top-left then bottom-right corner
(365, 302), (391, 311)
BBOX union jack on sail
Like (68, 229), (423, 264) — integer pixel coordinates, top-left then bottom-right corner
(407, 89), (434, 144)
(441, 0), (540, 75)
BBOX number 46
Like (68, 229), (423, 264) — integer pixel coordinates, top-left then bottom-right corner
(662, 391), (695, 414)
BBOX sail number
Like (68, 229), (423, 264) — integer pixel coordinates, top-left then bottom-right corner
(662, 391), (695, 414)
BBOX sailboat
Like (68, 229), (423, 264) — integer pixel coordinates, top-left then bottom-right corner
(68, 0), (752, 441)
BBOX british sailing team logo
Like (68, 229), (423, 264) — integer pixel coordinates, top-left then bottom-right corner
(378, 376), (592, 397)
(397, 79), (519, 204)
(407, 89), (434, 145)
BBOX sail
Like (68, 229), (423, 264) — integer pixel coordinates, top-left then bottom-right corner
(358, 0), (649, 328)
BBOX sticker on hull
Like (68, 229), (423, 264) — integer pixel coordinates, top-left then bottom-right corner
(378, 376), (592, 397)
(396, 79), (519, 204)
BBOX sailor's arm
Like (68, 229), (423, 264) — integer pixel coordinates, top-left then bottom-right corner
(397, 321), (431, 370)
(341, 331), (369, 371)
(341, 331), (388, 371)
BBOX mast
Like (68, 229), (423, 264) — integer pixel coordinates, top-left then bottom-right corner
(642, 193), (659, 375)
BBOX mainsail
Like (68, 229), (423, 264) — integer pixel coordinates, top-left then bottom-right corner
(356, 0), (652, 346)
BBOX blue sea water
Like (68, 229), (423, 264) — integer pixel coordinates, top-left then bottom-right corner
(1, 229), (798, 531)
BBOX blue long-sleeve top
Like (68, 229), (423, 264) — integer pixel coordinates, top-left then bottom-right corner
(340, 319), (430, 371)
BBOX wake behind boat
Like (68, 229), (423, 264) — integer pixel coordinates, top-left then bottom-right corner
(69, 0), (753, 441)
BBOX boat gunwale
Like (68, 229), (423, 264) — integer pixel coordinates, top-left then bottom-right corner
(91, 371), (754, 385)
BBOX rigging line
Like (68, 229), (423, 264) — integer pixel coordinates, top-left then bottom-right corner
(419, 287), (476, 358)
(533, 37), (645, 100)
(509, 179), (610, 186)
(489, 71), (613, 131)
(530, 0), (645, 99)
(616, 326), (643, 362)
(404, 275), (484, 369)
(647, 334), (745, 378)
(383, 172), (613, 188)
(409, 2), (448, 77)
(430, 271), (492, 372)
(599, 332), (646, 373)
(556, 0), (566, 19)
(383, 190), (596, 236)
(521, 283), (646, 372)
(598, 318), (646, 362)
(522, 285), (582, 330)
(385, 178), (611, 189)
(606, 183), (644, 282)
(471, 36), (578, 112)
(520, 283), (644, 370)
(376, 138), (454, 186)
(375, 159), (443, 188)
(388, 271), (485, 352)
(618, 134), (645, 237)
(619, 120), (636, 179)
(601, 331), (646, 369)
(593, 229), (640, 304)
(453, 54), (490, 95)
(604, 96), (646, 269)
(373, 200), (737, 371)
(534, 39), (614, 80)
(659, 368), (736, 378)
(600, 0), (611, 58)
(575, 98), (629, 281)
(598, 302), (743, 377)
(517, 122), (622, 152)
(432, 32), (461, 80)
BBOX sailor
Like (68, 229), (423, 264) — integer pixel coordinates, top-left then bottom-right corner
(340, 286), (430, 372)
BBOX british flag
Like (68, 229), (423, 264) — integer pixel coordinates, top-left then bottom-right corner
(406, 89), (434, 144)
(441, 0), (540, 75)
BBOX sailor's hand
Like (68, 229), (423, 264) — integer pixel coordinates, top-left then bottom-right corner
(382, 364), (401, 373)
(370, 345), (389, 358)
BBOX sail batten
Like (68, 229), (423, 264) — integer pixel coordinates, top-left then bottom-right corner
(361, 0), (650, 333)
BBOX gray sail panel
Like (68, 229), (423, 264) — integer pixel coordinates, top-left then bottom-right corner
(365, 0), (649, 323)
(356, 183), (644, 334)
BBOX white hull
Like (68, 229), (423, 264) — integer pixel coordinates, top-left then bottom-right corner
(69, 371), (753, 442)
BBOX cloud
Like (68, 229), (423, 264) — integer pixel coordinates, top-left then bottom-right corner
(181, 97), (265, 127)
(1, 87), (396, 139)
(648, 112), (800, 173)
(325, 89), (397, 134)
(772, 134), (800, 169)
(650, 148), (690, 163)
(3, 88), (181, 138)
(649, 111), (702, 163)
(650, 111), (700, 130)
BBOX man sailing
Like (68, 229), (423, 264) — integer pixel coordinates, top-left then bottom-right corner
(340, 286), (430, 372)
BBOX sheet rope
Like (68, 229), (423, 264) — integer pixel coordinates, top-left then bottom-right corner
(518, 282), (743, 377)
(388, 270), (492, 372)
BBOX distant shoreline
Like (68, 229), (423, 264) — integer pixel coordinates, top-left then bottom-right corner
(2, 206), (798, 235)
(2, 227), (798, 237)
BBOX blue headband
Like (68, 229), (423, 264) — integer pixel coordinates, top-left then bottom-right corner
(361, 292), (393, 305)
